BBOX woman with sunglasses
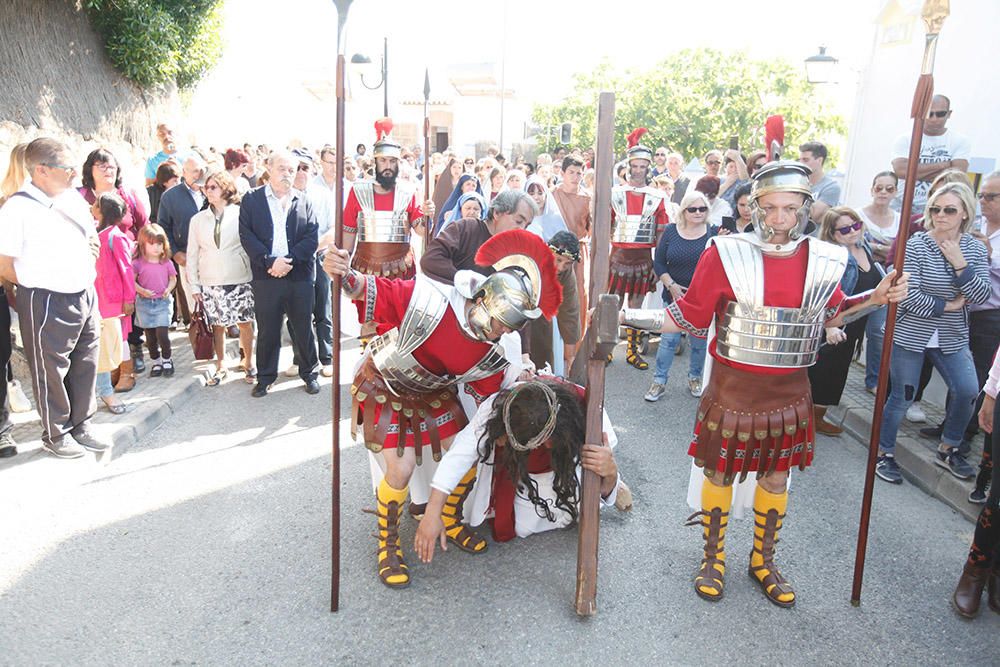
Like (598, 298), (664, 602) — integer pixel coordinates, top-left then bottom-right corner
(858, 171), (901, 266)
(855, 171), (902, 393)
(808, 207), (884, 435)
(874, 182), (990, 485)
(644, 192), (716, 401)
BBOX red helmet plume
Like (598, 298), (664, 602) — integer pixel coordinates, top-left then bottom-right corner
(626, 127), (649, 148)
(374, 117), (394, 142)
(764, 115), (784, 162)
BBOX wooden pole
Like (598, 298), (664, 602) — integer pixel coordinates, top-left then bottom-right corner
(575, 91), (616, 616)
(851, 0), (948, 606)
(422, 68), (432, 249)
(330, 0), (354, 614)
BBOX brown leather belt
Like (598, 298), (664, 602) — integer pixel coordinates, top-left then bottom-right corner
(693, 362), (814, 483)
(352, 242), (415, 279)
(608, 247), (655, 298)
(351, 356), (467, 465)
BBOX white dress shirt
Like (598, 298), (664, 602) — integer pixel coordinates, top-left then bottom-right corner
(265, 184), (290, 257)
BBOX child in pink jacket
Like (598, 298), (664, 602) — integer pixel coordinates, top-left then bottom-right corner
(92, 192), (136, 413)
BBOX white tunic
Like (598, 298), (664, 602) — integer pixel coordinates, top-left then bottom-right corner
(430, 385), (620, 538)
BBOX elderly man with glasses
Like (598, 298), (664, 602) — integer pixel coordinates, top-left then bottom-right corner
(892, 94), (971, 214)
(0, 138), (111, 459)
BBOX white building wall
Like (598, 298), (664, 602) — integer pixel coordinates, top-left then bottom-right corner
(843, 0), (1000, 208)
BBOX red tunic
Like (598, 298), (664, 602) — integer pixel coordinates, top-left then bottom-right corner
(667, 241), (846, 473)
(354, 277), (505, 448)
(341, 187), (422, 233)
(610, 189), (670, 250)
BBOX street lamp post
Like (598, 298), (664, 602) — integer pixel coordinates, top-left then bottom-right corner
(352, 36), (388, 116)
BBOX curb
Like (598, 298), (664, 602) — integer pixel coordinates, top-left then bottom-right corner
(104, 372), (204, 461)
(831, 404), (980, 523)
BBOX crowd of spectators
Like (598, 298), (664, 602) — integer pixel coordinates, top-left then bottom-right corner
(0, 96), (993, 512)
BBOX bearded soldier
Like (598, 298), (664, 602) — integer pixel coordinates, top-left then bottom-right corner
(608, 128), (670, 369)
(342, 117), (434, 282)
(622, 161), (908, 607)
(323, 229), (561, 588)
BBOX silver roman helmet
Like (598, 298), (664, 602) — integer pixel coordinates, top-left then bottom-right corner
(748, 160), (814, 243)
(465, 229), (563, 342)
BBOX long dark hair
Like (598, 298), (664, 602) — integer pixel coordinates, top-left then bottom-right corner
(478, 380), (586, 523)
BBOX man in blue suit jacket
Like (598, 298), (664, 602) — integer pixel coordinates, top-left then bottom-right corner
(239, 151), (321, 397)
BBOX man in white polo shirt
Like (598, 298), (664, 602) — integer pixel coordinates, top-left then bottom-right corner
(0, 137), (110, 459)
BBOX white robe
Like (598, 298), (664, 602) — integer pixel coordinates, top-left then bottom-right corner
(430, 386), (620, 538)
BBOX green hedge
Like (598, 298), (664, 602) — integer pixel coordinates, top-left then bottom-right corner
(84, 0), (223, 89)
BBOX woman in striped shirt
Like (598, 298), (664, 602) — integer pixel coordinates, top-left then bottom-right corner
(876, 182), (991, 484)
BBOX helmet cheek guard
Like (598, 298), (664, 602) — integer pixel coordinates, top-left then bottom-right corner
(749, 197), (813, 242)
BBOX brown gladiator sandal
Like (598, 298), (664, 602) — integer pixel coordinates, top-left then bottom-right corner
(686, 507), (729, 601)
(748, 507), (795, 608)
(363, 500), (410, 588)
(442, 467), (488, 554)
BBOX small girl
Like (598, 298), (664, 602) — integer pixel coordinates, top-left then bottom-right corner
(93, 192), (135, 413)
(133, 224), (177, 377)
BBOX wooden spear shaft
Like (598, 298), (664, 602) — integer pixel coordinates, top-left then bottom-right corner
(851, 0), (947, 606)
(330, 0), (354, 614)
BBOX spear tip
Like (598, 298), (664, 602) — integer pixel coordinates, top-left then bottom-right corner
(423, 68), (431, 99)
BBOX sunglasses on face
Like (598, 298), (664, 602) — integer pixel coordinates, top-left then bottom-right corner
(654, 152), (666, 157)
(836, 221), (863, 235)
(873, 185), (897, 193)
(686, 206), (709, 213)
(929, 205), (961, 216)
(927, 110), (950, 118)
(706, 160), (721, 166)
(297, 164), (312, 172)
(978, 192), (1000, 202)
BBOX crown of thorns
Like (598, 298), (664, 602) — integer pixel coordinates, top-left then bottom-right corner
(502, 382), (561, 451)
(548, 243), (580, 262)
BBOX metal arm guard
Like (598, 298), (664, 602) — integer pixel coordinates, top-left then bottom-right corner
(622, 308), (665, 332)
(835, 289), (882, 325)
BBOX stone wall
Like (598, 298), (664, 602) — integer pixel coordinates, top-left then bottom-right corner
(0, 0), (181, 187)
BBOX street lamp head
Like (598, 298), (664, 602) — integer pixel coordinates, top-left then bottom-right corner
(351, 53), (372, 64)
(804, 46), (839, 84)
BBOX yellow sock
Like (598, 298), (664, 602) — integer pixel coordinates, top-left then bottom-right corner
(696, 481), (732, 598)
(376, 479), (409, 586)
(442, 467), (487, 553)
(751, 485), (794, 604)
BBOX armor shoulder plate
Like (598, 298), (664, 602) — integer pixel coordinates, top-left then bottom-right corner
(801, 239), (848, 319)
(395, 276), (450, 355)
(711, 235), (764, 311)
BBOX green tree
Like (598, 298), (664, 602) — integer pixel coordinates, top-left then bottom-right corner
(532, 50), (847, 167)
(85, 0), (224, 89)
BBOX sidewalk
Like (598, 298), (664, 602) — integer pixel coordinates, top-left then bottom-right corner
(827, 362), (984, 523)
(1, 330), (230, 468)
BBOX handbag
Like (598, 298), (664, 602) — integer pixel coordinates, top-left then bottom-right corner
(188, 302), (215, 360)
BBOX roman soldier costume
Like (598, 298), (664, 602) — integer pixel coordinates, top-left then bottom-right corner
(609, 127), (670, 369)
(624, 161), (883, 607)
(342, 118), (424, 280)
(347, 229), (562, 588)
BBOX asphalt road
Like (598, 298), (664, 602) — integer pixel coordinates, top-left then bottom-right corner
(1, 338), (997, 665)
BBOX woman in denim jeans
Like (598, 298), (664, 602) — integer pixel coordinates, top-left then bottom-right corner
(644, 192), (716, 401)
(876, 183), (990, 484)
